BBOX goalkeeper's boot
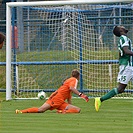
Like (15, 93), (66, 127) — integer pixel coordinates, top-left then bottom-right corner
(56, 110), (66, 114)
(95, 97), (101, 112)
(15, 109), (22, 114)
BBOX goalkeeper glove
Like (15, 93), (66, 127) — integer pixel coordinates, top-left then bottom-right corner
(79, 93), (89, 102)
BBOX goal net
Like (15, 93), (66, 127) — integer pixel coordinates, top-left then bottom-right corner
(6, 0), (133, 100)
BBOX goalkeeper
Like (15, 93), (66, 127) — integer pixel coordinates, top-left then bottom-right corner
(16, 69), (89, 114)
(95, 25), (133, 111)
(0, 32), (5, 49)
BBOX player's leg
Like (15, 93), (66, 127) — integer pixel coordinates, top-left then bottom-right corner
(95, 87), (118, 112)
(16, 107), (39, 113)
(38, 102), (51, 112)
(100, 66), (132, 102)
(100, 83), (126, 102)
(16, 102), (51, 113)
(65, 104), (81, 113)
(57, 103), (80, 113)
(95, 83), (127, 112)
(95, 65), (132, 111)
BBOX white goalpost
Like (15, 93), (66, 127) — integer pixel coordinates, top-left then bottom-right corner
(6, 0), (133, 100)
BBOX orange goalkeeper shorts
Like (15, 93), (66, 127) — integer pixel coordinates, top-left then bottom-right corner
(46, 96), (68, 110)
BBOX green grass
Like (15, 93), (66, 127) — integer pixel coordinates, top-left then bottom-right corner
(0, 98), (133, 133)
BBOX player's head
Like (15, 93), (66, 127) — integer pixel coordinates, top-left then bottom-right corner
(71, 69), (80, 80)
(113, 26), (128, 37)
(0, 32), (6, 49)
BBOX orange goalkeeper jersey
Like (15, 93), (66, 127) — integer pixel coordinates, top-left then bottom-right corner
(46, 77), (78, 109)
(57, 77), (78, 100)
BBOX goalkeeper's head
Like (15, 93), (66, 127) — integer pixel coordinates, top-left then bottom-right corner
(71, 69), (80, 80)
(0, 32), (6, 49)
(113, 26), (128, 37)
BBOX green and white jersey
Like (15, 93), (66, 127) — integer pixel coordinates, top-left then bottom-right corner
(118, 35), (132, 66)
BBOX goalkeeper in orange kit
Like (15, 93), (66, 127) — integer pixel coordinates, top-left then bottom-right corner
(16, 69), (89, 114)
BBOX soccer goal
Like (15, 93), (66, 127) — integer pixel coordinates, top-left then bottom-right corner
(6, 0), (133, 100)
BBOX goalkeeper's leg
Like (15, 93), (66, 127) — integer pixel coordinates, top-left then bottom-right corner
(16, 103), (51, 113)
(16, 107), (39, 113)
(57, 104), (81, 113)
(65, 104), (81, 113)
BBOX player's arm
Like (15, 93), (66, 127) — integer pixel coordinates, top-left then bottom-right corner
(123, 46), (133, 56)
(70, 87), (89, 102)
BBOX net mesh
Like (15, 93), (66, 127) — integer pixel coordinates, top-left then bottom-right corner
(9, 3), (133, 99)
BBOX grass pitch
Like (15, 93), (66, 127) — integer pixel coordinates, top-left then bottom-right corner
(0, 98), (133, 133)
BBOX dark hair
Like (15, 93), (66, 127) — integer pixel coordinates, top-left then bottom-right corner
(71, 69), (80, 78)
(0, 32), (6, 44)
(113, 26), (121, 37)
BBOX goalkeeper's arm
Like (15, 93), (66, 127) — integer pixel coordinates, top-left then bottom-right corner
(70, 87), (89, 102)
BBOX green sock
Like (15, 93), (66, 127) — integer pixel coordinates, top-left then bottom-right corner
(100, 88), (118, 102)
